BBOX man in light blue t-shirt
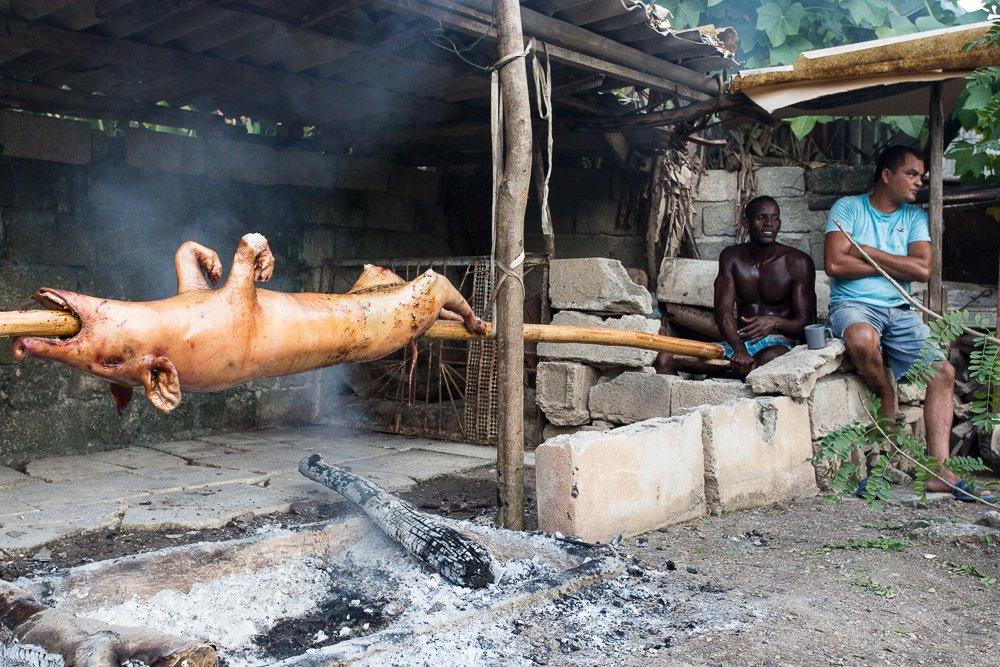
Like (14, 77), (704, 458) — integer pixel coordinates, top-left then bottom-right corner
(825, 145), (992, 503)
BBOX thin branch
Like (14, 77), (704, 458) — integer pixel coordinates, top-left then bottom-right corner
(830, 218), (1000, 346)
(862, 402), (1000, 509)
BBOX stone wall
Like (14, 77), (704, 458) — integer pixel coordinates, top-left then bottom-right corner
(691, 165), (875, 264)
(0, 112), (452, 466)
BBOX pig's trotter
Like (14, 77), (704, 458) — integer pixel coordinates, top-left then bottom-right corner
(175, 241), (223, 293)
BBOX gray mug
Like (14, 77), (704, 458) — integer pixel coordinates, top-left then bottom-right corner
(804, 323), (834, 350)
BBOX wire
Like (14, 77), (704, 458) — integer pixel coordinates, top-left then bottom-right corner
(424, 0), (497, 73)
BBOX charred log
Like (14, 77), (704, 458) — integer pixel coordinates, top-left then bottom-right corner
(0, 583), (217, 667)
(298, 454), (496, 588)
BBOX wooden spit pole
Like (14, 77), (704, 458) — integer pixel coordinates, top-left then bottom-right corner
(0, 311), (731, 366)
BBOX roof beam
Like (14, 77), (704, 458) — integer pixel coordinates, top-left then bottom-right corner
(0, 16), (469, 123)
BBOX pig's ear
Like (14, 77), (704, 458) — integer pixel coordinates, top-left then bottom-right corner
(142, 356), (181, 413)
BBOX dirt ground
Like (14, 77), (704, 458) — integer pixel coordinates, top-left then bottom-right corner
(2, 466), (999, 667)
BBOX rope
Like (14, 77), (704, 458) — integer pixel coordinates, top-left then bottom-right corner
(530, 38), (554, 247)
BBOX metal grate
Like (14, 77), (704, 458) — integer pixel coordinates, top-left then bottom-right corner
(319, 255), (546, 445)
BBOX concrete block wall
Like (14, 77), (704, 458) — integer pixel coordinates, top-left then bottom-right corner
(691, 165), (874, 264)
(0, 113), (452, 466)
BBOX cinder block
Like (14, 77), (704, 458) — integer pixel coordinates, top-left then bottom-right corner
(702, 201), (738, 236)
(204, 139), (277, 186)
(536, 361), (600, 426)
(310, 188), (365, 228)
(300, 226), (336, 267)
(536, 414), (706, 543)
(694, 170), (737, 201)
(698, 397), (817, 513)
(693, 236), (734, 262)
(124, 128), (204, 175)
(0, 110), (90, 165)
(549, 257), (651, 314)
(575, 200), (626, 235)
(277, 149), (338, 189)
(537, 311), (659, 367)
(338, 156), (390, 191)
(746, 339), (846, 399)
(807, 373), (871, 440)
(670, 377), (753, 414)
(805, 165), (874, 195)
(755, 166), (805, 198)
(588, 372), (671, 424)
(656, 257), (716, 307)
(549, 167), (611, 201)
(389, 165), (439, 203)
(5, 210), (96, 267)
(364, 192), (415, 232)
(773, 197), (828, 233)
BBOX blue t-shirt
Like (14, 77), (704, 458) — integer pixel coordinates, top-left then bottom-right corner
(824, 194), (930, 308)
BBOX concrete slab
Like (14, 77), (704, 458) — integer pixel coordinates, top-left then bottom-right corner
(414, 442), (497, 461)
(143, 439), (245, 460)
(536, 415), (706, 543)
(745, 340), (846, 399)
(196, 433), (273, 448)
(0, 492), (39, 518)
(120, 484), (303, 531)
(25, 455), (123, 482)
(193, 451), (299, 475)
(261, 470), (352, 498)
(1, 508), (123, 550)
(0, 466), (41, 490)
(126, 466), (270, 492)
(90, 447), (187, 470)
(9, 475), (151, 508)
(345, 450), (487, 482)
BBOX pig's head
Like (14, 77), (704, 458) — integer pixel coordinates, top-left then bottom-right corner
(11, 288), (182, 414)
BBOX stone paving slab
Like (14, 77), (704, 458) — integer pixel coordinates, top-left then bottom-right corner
(193, 451), (299, 475)
(197, 432), (273, 448)
(0, 466), (41, 490)
(126, 466), (270, 493)
(10, 474), (152, 508)
(120, 484), (303, 531)
(143, 439), (245, 460)
(415, 442), (497, 461)
(90, 447), (187, 470)
(1, 504), (125, 550)
(345, 449), (488, 482)
(25, 455), (123, 482)
(0, 492), (40, 518)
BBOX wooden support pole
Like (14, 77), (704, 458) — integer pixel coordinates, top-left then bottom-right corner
(494, 0), (533, 531)
(929, 81), (944, 314)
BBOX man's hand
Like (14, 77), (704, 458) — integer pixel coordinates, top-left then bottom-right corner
(738, 315), (781, 344)
(730, 349), (757, 376)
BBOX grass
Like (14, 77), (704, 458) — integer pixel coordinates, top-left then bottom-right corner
(811, 538), (908, 554)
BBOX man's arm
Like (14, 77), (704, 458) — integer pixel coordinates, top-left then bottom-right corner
(713, 249), (755, 375)
(737, 253), (816, 343)
(825, 232), (932, 283)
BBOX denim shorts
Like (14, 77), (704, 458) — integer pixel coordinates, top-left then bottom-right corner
(828, 300), (943, 382)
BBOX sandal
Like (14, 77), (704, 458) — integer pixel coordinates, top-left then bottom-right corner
(854, 477), (889, 498)
(951, 479), (998, 503)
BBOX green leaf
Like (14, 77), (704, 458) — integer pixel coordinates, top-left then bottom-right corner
(789, 115), (818, 139)
(841, 0), (889, 27)
(757, 2), (807, 48)
(885, 115), (926, 138)
(876, 13), (919, 38)
(916, 14), (947, 31)
(768, 35), (814, 65)
(706, 0), (723, 6)
(670, 0), (704, 28)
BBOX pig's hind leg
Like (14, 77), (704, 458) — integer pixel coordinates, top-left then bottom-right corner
(174, 241), (223, 294)
(430, 271), (487, 335)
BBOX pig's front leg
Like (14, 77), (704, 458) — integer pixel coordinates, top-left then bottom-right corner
(430, 271), (487, 335)
(222, 233), (274, 305)
(174, 241), (223, 294)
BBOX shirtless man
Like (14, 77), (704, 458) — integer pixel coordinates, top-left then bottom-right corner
(655, 196), (816, 376)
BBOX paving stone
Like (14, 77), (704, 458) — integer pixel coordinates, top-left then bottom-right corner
(0, 492), (39, 518)
(808, 372), (872, 440)
(0, 466), (41, 490)
(0, 110), (90, 164)
(120, 484), (302, 532)
(588, 372), (672, 424)
(127, 466), (270, 493)
(746, 340), (846, 399)
(344, 450), (486, 482)
(549, 257), (652, 314)
(193, 451), (299, 475)
(537, 311), (659, 367)
(536, 414), (706, 543)
(414, 442), (496, 461)
(143, 439), (245, 460)
(90, 447), (187, 470)
(670, 377), (753, 414)
(694, 170), (737, 201)
(9, 476), (147, 509)
(25, 455), (124, 482)
(197, 433), (273, 448)
(125, 128), (204, 175)
(697, 397), (817, 514)
(257, 470), (346, 498)
(536, 361), (600, 426)
(1, 508), (124, 551)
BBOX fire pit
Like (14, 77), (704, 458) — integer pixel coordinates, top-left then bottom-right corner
(11, 510), (619, 666)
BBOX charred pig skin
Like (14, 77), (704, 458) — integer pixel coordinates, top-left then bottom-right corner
(12, 233), (486, 413)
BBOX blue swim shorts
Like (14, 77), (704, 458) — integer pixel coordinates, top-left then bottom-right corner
(827, 300), (943, 382)
(720, 335), (795, 359)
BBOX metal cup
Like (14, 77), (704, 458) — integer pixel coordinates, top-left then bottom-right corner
(804, 323), (834, 350)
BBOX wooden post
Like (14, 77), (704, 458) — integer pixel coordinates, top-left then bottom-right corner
(929, 82), (944, 313)
(494, 0), (532, 530)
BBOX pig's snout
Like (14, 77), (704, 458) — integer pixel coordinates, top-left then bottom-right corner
(12, 337), (32, 362)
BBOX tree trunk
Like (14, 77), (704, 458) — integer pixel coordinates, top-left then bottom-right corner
(928, 82), (944, 313)
(299, 455), (495, 588)
(494, 0), (532, 530)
